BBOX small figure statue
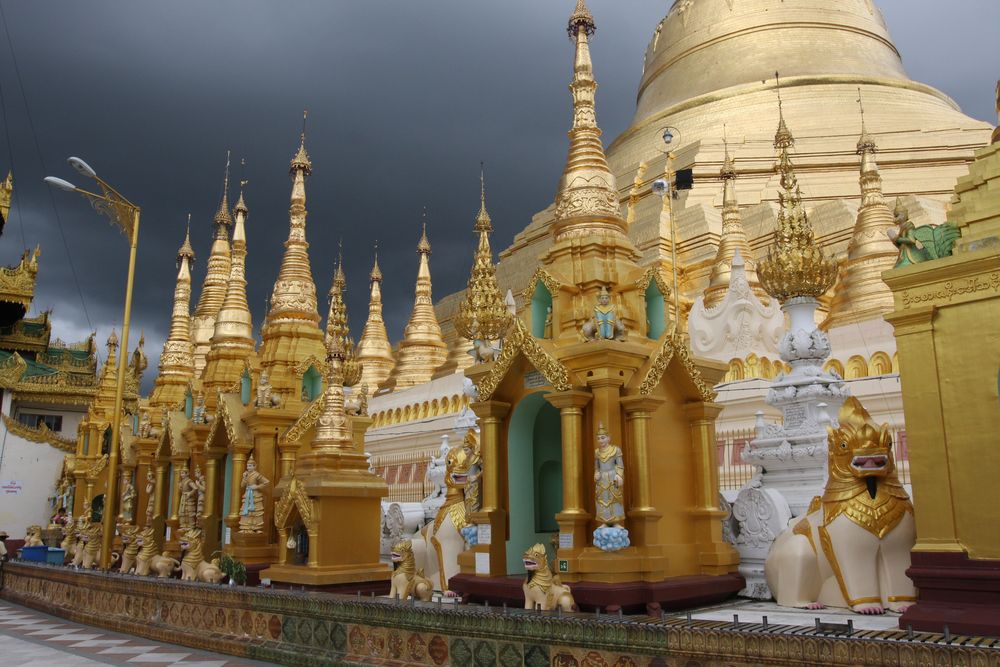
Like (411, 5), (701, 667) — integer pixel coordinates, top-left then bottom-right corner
(193, 465), (206, 520)
(345, 383), (369, 416)
(144, 469), (155, 526)
(24, 525), (44, 547)
(137, 411), (152, 438)
(543, 306), (553, 339)
(425, 436), (450, 500)
(593, 424), (625, 526)
(118, 471), (136, 523)
(255, 371), (282, 409)
(179, 528), (226, 583)
(192, 392), (207, 424)
(469, 337), (500, 364)
(765, 397), (916, 615)
(176, 464), (198, 529)
(239, 454), (269, 533)
(887, 199), (961, 268)
(581, 285), (626, 342)
(522, 543), (575, 612)
(389, 539), (434, 602)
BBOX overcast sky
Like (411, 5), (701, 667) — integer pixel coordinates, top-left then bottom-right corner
(0, 0), (996, 391)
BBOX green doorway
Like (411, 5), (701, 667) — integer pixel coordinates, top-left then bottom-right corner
(506, 391), (562, 574)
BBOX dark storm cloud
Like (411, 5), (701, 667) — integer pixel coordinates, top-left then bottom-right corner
(0, 0), (995, 391)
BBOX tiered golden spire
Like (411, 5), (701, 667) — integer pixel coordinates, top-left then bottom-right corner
(202, 175), (255, 396)
(191, 153), (234, 375)
(258, 119), (326, 400)
(356, 244), (395, 390)
(325, 246), (362, 386)
(454, 167), (510, 343)
(0, 171), (12, 228)
(149, 220), (196, 413)
(757, 74), (838, 304)
(311, 334), (353, 452)
(704, 135), (765, 307)
(390, 216), (447, 388)
(825, 91), (899, 328)
(93, 329), (121, 417)
(553, 0), (622, 236)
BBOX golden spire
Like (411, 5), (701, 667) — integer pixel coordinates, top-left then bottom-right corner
(203, 174), (255, 396)
(824, 90), (899, 328)
(311, 334), (352, 452)
(390, 216), (447, 388)
(357, 243), (395, 390)
(325, 245), (362, 386)
(455, 166), (511, 342)
(191, 154), (234, 376)
(93, 329), (122, 416)
(704, 133), (765, 307)
(258, 120), (326, 400)
(0, 171), (12, 228)
(150, 219), (196, 413)
(993, 80), (999, 145)
(553, 0), (623, 236)
(757, 73), (838, 304)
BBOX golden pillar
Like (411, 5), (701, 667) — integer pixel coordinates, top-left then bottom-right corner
(201, 450), (224, 556)
(151, 454), (170, 552)
(545, 390), (592, 564)
(682, 402), (739, 575)
(224, 448), (248, 551)
(467, 399), (509, 577)
(620, 395), (665, 565)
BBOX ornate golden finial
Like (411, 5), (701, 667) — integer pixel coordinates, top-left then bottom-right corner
(325, 249), (361, 386)
(856, 88), (877, 155)
(704, 130), (764, 306)
(178, 214), (195, 265)
(417, 212), (431, 254)
(312, 331), (353, 451)
(455, 169), (511, 343)
(234, 158), (248, 215)
(213, 151), (234, 233)
(757, 74), (838, 304)
(357, 242), (394, 389)
(290, 110), (312, 175)
(568, 0), (596, 37)
(106, 329), (119, 356)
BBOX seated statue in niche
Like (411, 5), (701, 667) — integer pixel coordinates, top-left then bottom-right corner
(256, 371), (282, 409)
(177, 464), (198, 529)
(581, 286), (626, 342)
(887, 199), (960, 268)
(543, 306), (553, 339)
(239, 454), (269, 533)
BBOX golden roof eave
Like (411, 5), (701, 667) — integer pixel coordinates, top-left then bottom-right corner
(1, 413), (75, 452)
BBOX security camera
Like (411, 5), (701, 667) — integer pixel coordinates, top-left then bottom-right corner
(651, 179), (668, 197)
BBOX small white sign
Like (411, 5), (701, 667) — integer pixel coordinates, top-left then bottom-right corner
(1, 480), (22, 495)
(475, 552), (490, 575)
(224, 527), (231, 545)
(477, 524), (492, 545)
(523, 371), (549, 389)
(558, 532), (574, 549)
(165, 526), (172, 540)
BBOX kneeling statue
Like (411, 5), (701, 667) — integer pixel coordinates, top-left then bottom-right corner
(765, 397), (915, 615)
(522, 543), (575, 612)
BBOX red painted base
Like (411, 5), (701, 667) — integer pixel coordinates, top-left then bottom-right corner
(901, 551), (1000, 637)
(449, 572), (744, 614)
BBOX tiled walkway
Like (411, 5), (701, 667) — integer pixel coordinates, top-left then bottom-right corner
(0, 599), (272, 666)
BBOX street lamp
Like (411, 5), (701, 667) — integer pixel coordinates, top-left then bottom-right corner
(653, 126), (682, 330)
(45, 157), (141, 570)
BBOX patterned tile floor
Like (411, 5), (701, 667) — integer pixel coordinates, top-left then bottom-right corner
(0, 599), (273, 666)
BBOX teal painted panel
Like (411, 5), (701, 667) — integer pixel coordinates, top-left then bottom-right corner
(646, 281), (666, 340)
(530, 283), (553, 339)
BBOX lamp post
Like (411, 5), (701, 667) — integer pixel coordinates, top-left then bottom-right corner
(45, 158), (140, 570)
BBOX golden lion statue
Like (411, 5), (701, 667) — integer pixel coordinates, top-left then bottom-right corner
(765, 397), (916, 615)
(522, 543), (575, 612)
(179, 529), (225, 583)
(389, 540), (433, 602)
(75, 524), (102, 569)
(134, 526), (179, 577)
(24, 525), (44, 547)
(114, 524), (141, 574)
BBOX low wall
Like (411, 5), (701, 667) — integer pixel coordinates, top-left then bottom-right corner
(0, 562), (992, 667)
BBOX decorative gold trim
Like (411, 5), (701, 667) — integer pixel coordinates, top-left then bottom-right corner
(1, 413), (75, 452)
(520, 268), (563, 302)
(475, 320), (571, 400)
(674, 338), (717, 402)
(293, 355), (328, 379)
(634, 266), (672, 298)
(818, 523), (879, 608)
(86, 454), (109, 480)
(792, 517), (817, 554)
(282, 397), (323, 444)
(273, 476), (316, 532)
(638, 336), (676, 395)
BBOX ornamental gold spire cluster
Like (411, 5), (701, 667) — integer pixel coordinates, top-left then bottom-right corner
(757, 76), (838, 304)
(704, 139), (765, 307)
(311, 334), (352, 452)
(191, 154), (233, 375)
(325, 248), (362, 387)
(356, 246), (395, 390)
(825, 93), (899, 328)
(454, 169), (510, 343)
(202, 178), (255, 396)
(553, 0), (622, 235)
(149, 221), (196, 413)
(390, 219), (447, 388)
(258, 122), (326, 400)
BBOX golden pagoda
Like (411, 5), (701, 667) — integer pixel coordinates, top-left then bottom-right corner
(356, 247), (395, 390)
(388, 221), (447, 388)
(454, 1), (738, 609)
(191, 156), (233, 375)
(703, 141), (764, 308)
(824, 96), (901, 329)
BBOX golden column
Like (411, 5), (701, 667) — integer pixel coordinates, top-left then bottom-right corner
(620, 395), (664, 561)
(223, 448), (248, 549)
(468, 399), (510, 577)
(545, 390), (592, 563)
